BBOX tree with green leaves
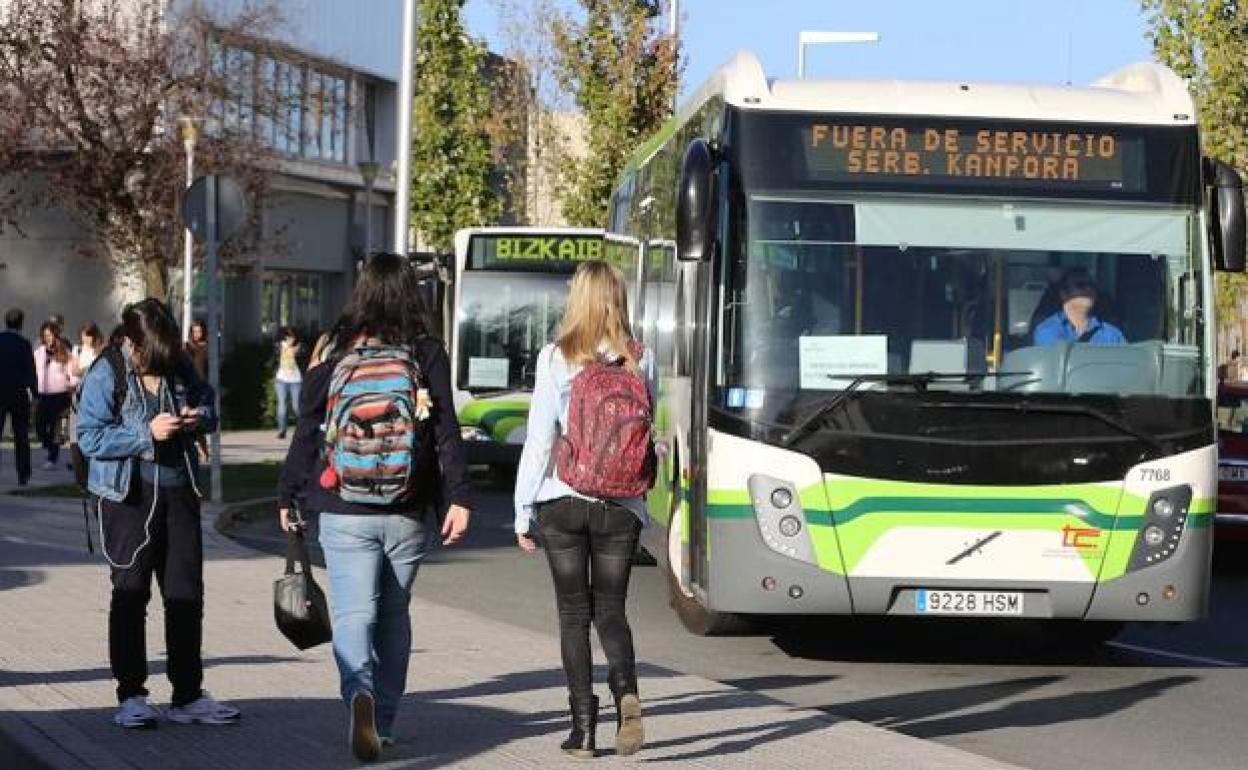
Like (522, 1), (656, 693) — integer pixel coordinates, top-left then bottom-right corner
(410, 0), (500, 252)
(1143, 0), (1248, 334)
(553, 0), (679, 226)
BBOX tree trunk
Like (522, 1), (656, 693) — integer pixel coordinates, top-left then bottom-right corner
(142, 254), (168, 302)
(110, 249), (147, 308)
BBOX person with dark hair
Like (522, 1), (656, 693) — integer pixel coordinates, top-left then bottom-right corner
(1032, 268), (1126, 346)
(184, 319), (209, 380)
(278, 253), (471, 761)
(274, 326), (302, 439)
(71, 322), (105, 380)
(34, 320), (77, 470)
(76, 298), (239, 729)
(0, 308), (37, 485)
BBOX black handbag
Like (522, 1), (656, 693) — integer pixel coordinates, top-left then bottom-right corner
(273, 522), (332, 651)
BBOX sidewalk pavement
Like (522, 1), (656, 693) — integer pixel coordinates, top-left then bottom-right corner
(0, 485), (1028, 769)
(0, 430), (290, 499)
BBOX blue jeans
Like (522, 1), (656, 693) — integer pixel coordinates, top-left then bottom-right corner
(318, 512), (431, 735)
(275, 380), (301, 434)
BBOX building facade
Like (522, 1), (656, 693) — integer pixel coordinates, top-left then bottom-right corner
(0, 0), (404, 347)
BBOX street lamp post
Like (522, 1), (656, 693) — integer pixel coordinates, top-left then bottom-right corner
(358, 160), (380, 258)
(392, 0), (417, 254)
(178, 116), (198, 339)
(797, 30), (880, 79)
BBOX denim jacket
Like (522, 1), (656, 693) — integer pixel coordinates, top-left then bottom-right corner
(76, 349), (217, 502)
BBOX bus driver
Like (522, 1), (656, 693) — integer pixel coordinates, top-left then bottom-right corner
(1032, 268), (1126, 346)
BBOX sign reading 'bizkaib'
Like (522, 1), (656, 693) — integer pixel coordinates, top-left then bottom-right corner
(805, 122), (1131, 187)
(495, 235), (603, 261)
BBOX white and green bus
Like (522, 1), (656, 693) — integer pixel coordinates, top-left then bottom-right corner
(451, 227), (607, 467)
(609, 52), (1246, 636)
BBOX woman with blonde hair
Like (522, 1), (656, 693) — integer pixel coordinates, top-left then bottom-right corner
(515, 259), (656, 759)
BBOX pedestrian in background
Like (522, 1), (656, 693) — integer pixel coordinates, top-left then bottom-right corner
(514, 260), (655, 759)
(0, 308), (37, 485)
(34, 321), (77, 470)
(278, 253), (471, 762)
(77, 298), (239, 729)
(184, 319), (209, 380)
(274, 326), (302, 440)
(71, 322), (105, 379)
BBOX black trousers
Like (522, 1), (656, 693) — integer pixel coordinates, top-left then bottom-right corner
(0, 396), (31, 483)
(100, 481), (204, 706)
(35, 392), (70, 463)
(537, 497), (642, 702)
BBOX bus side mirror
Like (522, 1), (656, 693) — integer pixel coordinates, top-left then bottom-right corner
(677, 138), (715, 262)
(1207, 157), (1246, 273)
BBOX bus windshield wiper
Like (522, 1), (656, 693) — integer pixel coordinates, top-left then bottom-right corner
(780, 371), (1021, 448)
(921, 399), (1164, 457)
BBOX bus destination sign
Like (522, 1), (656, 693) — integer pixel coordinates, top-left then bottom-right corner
(803, 122), (1140, 190)
(470, 234), (604, 271)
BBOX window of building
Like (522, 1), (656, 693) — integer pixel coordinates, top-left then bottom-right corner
(261, 271), (324, 338)
(204, 40), (352, 166)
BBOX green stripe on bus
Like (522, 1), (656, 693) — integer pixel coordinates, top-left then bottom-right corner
(458, 399), (530, 426)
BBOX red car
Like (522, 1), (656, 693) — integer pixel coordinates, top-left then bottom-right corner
(1217, 383), (1248, 541)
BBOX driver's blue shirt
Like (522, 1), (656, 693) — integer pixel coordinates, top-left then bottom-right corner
(1032, 311), (1126, 345)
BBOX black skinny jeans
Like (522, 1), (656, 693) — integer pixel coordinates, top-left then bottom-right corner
(537, 496), (642, 702)
(0, 396), (31, 482)
(100, 480), (204, 706)
(35, 392), (70, 463)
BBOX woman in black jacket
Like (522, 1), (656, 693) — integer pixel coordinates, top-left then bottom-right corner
(278, 254), (471, 761)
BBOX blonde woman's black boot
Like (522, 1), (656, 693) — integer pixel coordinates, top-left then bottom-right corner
(561, 694), (598, 758)
(608, 668), (644, 756)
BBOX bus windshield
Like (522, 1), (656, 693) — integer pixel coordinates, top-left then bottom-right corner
(456, 271), (568, 393)
(721, 194), (1205, 408)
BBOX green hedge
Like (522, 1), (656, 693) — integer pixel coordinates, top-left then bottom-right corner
(220, 342), (276, 429)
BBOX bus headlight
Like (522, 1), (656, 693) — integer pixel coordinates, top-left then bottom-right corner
(1129, 485), (1192, 572)
(747, 474), (816, 565)
(1143, 526), (1165, 547)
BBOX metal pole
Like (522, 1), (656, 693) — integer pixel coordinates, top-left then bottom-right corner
(180, 120), (197, 340)
(392, 0), (417, 254)
(205, 175), (223, 504)
(364, 176), (375, 254)
(798, 42), (805, 79)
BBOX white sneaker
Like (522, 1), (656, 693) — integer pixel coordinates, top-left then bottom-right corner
(380, 735), (396, 748)
(165, 691), (241, 725)
(114, 696), (159, 729)
(349, 690), (381, 761)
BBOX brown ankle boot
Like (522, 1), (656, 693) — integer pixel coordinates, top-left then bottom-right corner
(608, 669), (643, 756)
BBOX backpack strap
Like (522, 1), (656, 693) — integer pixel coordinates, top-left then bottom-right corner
(101, 346), (128, 420)
(73, 345), (128, 420)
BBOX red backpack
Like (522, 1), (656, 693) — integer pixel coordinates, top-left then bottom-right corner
(556, 343), (656, 499)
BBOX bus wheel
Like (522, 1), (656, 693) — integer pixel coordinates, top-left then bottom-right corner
(666, 506), (751, 636)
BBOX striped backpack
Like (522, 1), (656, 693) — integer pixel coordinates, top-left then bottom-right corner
(320, 342), (425, 505)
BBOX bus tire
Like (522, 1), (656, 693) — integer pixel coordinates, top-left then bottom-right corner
(665, 496), (751, 636)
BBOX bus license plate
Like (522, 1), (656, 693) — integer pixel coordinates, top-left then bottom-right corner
(916, 589), (1023, 616)
(1219, 466), (1248, 482)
